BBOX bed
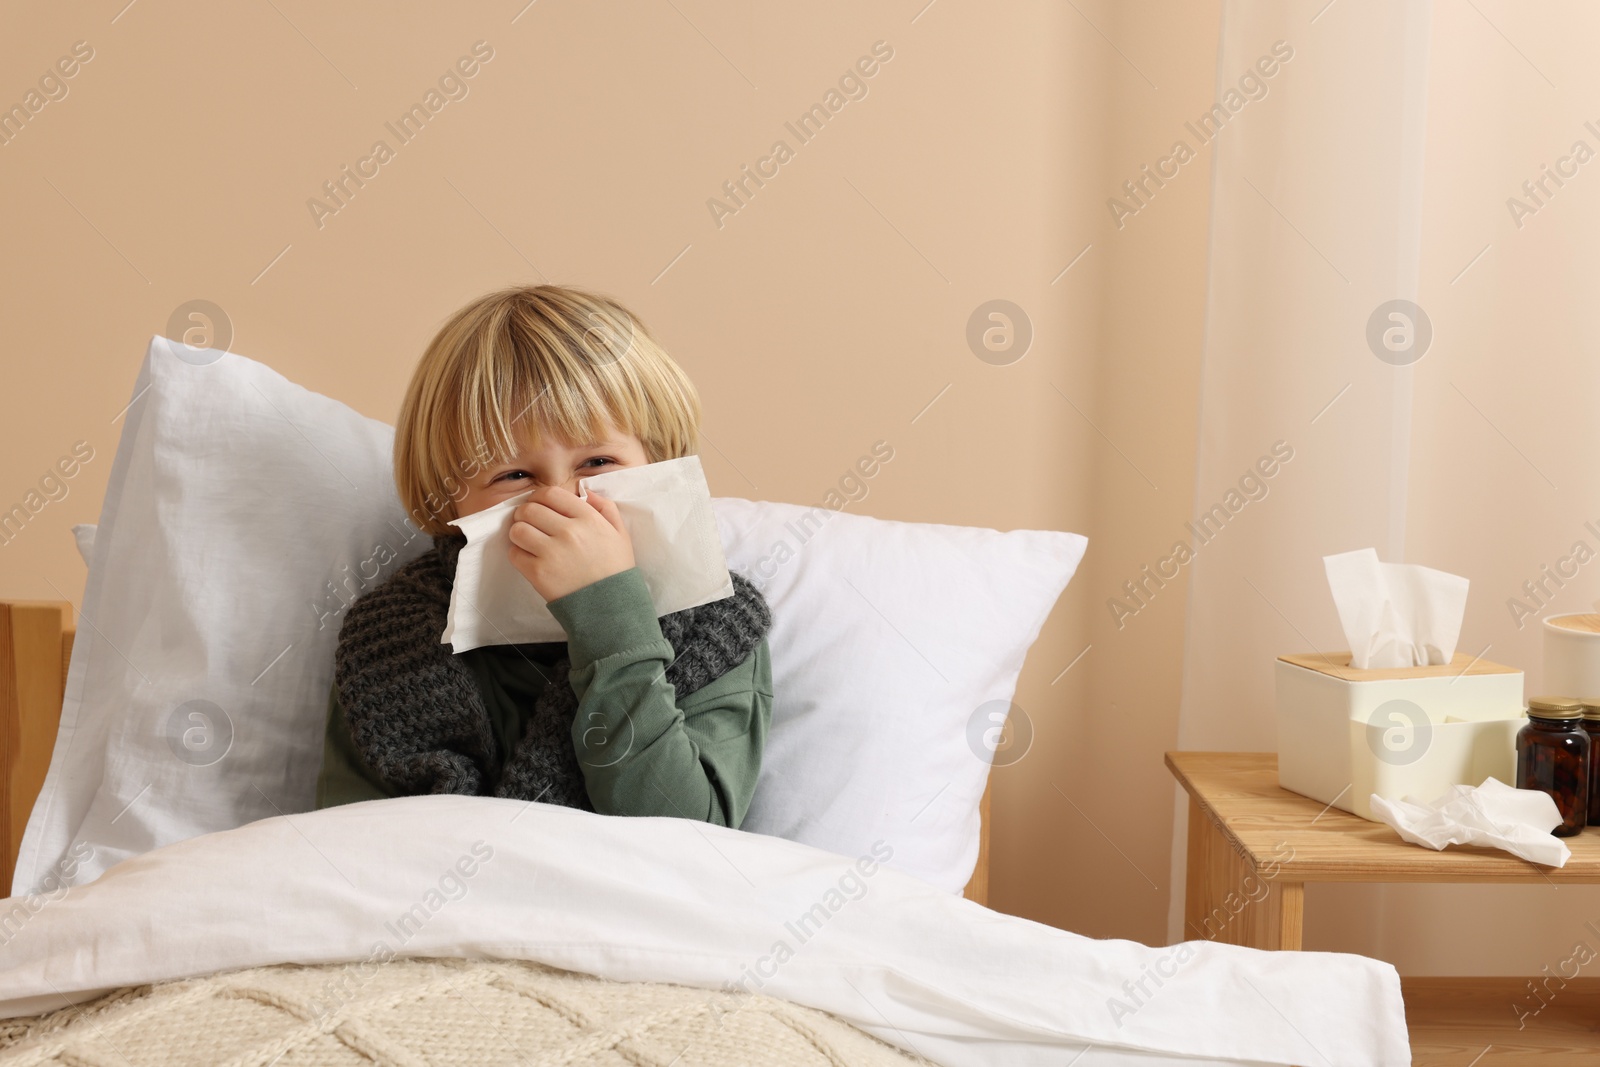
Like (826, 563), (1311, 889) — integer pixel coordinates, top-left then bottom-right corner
(3, 597), (976, 1067)
(0, 337), (1411, 1066)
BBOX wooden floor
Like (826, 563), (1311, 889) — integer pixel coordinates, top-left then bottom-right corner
(1405, 978), (1600, 1064)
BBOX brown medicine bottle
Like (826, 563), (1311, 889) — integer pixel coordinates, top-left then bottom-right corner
(1516, 697), (1590, 837)
(1584, 702), (1600, 827)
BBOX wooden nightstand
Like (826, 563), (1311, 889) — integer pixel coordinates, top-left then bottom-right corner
(1167, 751), (1600, 1064)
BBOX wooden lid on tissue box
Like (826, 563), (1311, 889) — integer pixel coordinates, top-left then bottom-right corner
(1547, 613), (1600, 633)
(1278, 651), (1520, 681)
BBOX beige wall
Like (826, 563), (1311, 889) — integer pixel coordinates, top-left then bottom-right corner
(0, 2), (1225, 948)
(994, 3), (1220, 941)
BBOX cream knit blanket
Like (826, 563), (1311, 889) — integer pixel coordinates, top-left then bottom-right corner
(0, 957), (932, 1066)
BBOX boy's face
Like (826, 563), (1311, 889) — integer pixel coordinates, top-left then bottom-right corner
(455, 422), (650, 518)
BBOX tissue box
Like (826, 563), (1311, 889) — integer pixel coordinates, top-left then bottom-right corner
(1274, 651), (1524, 821)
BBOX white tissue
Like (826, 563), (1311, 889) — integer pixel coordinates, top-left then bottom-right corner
(1369, 778), (1572, 868)
(1324, 547), (1469, 669)
(441, 455), (734, 652)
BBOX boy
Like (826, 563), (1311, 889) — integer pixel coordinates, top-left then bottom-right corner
(315, 284), (773, 827)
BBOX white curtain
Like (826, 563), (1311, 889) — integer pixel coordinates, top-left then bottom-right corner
(1174, 0), (1600, 973)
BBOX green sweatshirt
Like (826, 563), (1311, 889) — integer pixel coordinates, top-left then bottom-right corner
(314, 566), (773, 827)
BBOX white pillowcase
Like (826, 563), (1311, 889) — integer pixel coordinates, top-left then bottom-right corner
(70, 523), (96, 567)
(719, 500), (1083, 890)
(15, 336), (1085, 895)
(16, 337), (429, 893)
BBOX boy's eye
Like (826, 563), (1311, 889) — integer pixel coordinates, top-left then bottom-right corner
(492, 458), (614, 484)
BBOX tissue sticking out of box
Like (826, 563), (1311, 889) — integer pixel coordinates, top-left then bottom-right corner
(1324, 548), (1469, 669)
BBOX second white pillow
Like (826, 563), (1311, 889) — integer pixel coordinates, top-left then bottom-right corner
(715, 497), (1086, 893)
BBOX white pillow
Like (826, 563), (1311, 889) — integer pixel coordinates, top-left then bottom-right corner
(15, 337), (429, 893)
(70, 523), (96, 567)
(16, 336), (1085, 895)
(721, 500), (1083, 890)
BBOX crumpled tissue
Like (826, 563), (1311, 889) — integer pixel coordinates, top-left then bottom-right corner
(441, 455), (734, 652)
(1369, 778), (1572, 867)
(1324, 547), (1470, 668)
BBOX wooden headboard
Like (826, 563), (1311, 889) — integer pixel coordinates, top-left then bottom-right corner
(0, 598), (992, 905)
(1, 601), (73, 896)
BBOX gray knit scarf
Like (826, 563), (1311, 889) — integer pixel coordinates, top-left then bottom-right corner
(333, 532), (772, 809)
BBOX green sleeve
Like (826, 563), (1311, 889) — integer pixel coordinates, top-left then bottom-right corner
(314, 682), (400, 809)
(546, 566), (773, 828)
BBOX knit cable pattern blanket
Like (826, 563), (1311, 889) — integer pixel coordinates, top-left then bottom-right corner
(0, 957), (933, 1067)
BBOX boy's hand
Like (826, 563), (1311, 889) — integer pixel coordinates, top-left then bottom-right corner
(507, 486), (635, 603)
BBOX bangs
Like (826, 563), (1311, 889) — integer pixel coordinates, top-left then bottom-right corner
(446, 318), (626, 472)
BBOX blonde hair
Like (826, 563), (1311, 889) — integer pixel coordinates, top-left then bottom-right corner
(394, 284), (702, 537)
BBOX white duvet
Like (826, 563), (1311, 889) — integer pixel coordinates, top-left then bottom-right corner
(0, 796), (1409, 1066)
